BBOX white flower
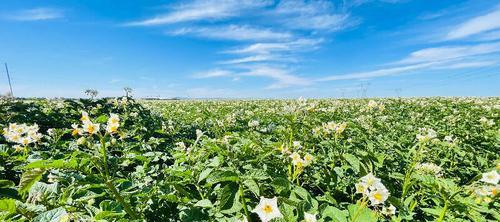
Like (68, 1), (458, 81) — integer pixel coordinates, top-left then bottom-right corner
(303, 153), (314, 166)
(355, 182), (369, 195)
(289, 152), (303, 166)
(368, 187), (389, 206)
(80, 111), (90, 123)
(196, 129), (203, 138)
(293, 141), (302, 149)
(360, 173), (381, 187)
(251, 197), (283, 222)
(248, 120), (260, 128)
(415, 163), (443, 177)
(382, 205), (396, 216)
(82, 121), (100, 135)
(106, 113), (120, 134)
(356, 173), (390, 206)
(304, 212), (317, 222)
(480, 170), (499, 185)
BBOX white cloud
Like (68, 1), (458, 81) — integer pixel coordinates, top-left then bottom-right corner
(445, 6), (500, 40)
(168, 25), (293, 41)
(221, 39), (322, 63)
(476, 30), (500, 41)
(192, 69), (234, 78)
(396, 42), (500, 64)
(319, 62), (437, 81)
(220, 55), (282, 64)
(319, 57), (498, 82)
(285, 14), (352, 31)
(4, 8), (63, 21)
(126, 0), (271, 26)
(274, 0), (351, 31)
(433, 60), (498, 69)
(240, 65), (311, 89)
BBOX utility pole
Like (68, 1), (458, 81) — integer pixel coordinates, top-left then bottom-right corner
(4, 63), (13, 97)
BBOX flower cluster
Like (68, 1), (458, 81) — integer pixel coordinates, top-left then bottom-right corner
(415, 162), (443, 177)
(312, 121), (347, 137)
(416, 127), (437, 142)
(355, 173), (390, 206)
(72, 111), (120, 136)
(479, 117), (495, 127)
(289, 152), (314, 168)
(248, 120), (260, 128)
(106, 113), (120, 134)
(367, 100), (385, 111)
(2, 123), (43, 148)
(473, 170), (499, 203)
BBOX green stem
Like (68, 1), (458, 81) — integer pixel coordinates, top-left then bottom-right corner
(437, 200), (448, 222)
(239, 182), (252, 222)
(351, 199), (368, 222)
(106, 180), (139, 219)
(98, 134), (139, 219)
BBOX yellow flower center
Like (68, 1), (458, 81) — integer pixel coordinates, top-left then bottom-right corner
(87, 125), (95, 134)
(374, 193), (383, 201)
(263, 204), (273, 214)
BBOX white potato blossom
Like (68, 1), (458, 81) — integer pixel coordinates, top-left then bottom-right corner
(381, 204), (396, 216)
(293, 141), (302, 149)
(415, 163), (443, 177)
(2, 123), (43, 146)
(355, 173), (390, 206)
(480, 170), (499, 185)
(416, 127), (437, 142)
(248, 120), (260, 128)
(304, 212), (317, 222)
(251, 197), (283, 222)
(479, 117), (494, 126)
(106, 113), (120, 134)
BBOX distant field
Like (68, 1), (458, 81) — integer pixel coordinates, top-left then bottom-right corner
(1, 97), (499, 221)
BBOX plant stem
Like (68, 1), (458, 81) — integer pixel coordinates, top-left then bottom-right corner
(437, 200), (448, 222)
(105, 180), (139, 219)
(239, 182), (252, 222)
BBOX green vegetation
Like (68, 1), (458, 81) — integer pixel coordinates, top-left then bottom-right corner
(0, 97), (498, 221)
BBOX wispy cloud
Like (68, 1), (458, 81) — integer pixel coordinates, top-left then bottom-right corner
(219, 55), (286, 64)
(4, 7), (63, 21)
(192, 69), (234, 78)
(319, 62), (438, 81)
(396, 42), (500, 64)
(445, 6), (500, 40)
(240, 65), (311, 89)
(168, 25), (293, 41)
(126, 0), (270, 26)
(225, 38), (321, 53)
(274, 0), (353, 31)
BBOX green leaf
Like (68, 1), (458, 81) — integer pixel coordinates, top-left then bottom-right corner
(344, 153), (360, 173)
(321, 206), (348, 222)
(24, 159), (78, 170)
(271, 177), (290, 195)
(19, 168), (45, 194)
(198, 168), (213, 183)
(33, 207), (69, 222)
(0, 180), (15, 188)
(218, 183), (241, 214)
(194, 199), (213, 208)
(0, 198), (16, 213)
(243, 179), (260, 197)
(347, 204), (377, 222)
(206, 171), (239, 184)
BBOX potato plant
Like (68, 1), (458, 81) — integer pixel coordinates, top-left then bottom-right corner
(0, 97), (498, 221)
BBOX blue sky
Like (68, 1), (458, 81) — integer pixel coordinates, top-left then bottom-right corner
(1, 0), (499, 98)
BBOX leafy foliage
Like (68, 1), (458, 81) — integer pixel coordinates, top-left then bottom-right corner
(0, 97), (499, 221)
